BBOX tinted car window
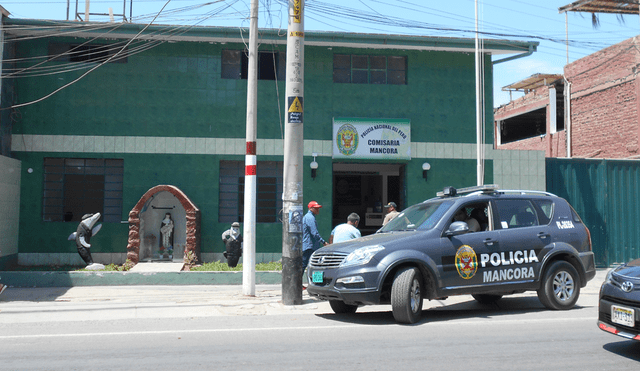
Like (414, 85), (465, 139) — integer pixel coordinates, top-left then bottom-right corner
(494, 199), (538, 229)
(379, 200), (453, 232)
(533, 199), (554, 225)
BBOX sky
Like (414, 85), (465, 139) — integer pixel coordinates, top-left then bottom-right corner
(3, 0), (640, 107)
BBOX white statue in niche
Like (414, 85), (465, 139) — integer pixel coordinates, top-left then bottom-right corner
(160, 213), (174, 258)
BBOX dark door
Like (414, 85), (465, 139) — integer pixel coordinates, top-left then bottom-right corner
(438, 202), (500, 291)
(488, 199), (550, 285)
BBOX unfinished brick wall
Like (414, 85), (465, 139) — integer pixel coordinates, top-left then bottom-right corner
(494, 85), (566, 157)
(565, 37), (640, 158)
(497, 131), (566, 157)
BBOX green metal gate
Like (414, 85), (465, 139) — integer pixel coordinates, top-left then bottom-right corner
(547, 158), (640, 267)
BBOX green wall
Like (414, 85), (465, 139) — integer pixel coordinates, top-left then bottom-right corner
(9, 35), (495, 257)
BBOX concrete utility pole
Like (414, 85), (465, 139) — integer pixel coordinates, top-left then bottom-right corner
(243, 0), (259, 296)
(475, 0), (484, 186)
(282, 0), (305, 305)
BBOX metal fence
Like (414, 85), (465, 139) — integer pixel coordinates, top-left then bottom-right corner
(547, 158), (640, 267)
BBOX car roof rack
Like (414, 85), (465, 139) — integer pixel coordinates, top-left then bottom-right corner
(437, 184), (499, 197)
(496, 189), (558, 197)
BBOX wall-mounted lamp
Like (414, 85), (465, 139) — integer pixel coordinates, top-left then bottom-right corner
(422, 162), (431, 181)
(310, 153), (319, 180)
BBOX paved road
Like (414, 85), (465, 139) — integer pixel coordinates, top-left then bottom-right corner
(1, 269), (639, 370)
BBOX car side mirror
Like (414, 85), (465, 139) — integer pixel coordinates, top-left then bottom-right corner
(445, 221), (469, 237)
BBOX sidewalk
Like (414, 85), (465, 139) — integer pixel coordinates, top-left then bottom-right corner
(0, 269), (609, 323)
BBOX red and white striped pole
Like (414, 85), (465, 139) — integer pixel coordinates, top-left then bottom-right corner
(243, 0), (259, 296)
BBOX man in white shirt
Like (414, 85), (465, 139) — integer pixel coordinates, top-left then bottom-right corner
(330, 213), (361, 244)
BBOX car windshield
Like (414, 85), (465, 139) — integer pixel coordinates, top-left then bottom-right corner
(379, 200), (453, 232)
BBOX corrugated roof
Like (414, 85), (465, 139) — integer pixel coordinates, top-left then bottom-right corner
(502, 73), (563, 92)
(559, 0), (640, 15)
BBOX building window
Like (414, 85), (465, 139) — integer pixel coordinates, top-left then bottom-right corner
(48, 43), (128, 63)
(221, 50), (285, 80)
(333, 54), (406, 85)
(43, 158), (124, 223)
(219, 160), (283, 223)
(498, 107), (547, 144)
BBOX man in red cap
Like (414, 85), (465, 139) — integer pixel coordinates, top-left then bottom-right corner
(302, 200), (328, 271)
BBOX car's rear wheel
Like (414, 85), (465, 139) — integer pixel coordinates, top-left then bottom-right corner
(391, 267), (423, 324)
(329, 300), (358, 314)
(472, 294), (503, 304)
(537, 261), (580, 310)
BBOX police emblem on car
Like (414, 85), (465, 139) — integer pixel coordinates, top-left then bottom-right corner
(306, 185), (596, 324)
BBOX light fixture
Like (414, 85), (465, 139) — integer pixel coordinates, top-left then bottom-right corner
(310, 153), (319, 179)
(422, 162), (431, 180)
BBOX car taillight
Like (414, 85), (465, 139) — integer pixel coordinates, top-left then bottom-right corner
(585, 226), (593, 251)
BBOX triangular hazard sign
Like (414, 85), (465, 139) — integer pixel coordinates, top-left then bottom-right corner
(288, 97), (303, 113)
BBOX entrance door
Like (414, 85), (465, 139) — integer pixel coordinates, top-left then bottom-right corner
(332, 163), (405, 236)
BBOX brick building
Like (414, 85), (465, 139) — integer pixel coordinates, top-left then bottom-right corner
(494, 36), (640, 159)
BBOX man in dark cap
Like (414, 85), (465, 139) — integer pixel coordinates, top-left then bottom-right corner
(382, 202), (400, 226)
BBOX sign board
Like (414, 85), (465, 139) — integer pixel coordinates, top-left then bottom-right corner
(333, 118), (411, 160)
(288, 96), (303, 124)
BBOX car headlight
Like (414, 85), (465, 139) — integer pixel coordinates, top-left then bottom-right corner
(341, 245), (385, 267)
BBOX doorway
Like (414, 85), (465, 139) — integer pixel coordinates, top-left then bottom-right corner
(332, 163), (404, 236)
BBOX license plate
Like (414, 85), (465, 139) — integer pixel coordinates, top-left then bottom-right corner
(612, 305), (635, 327)
(312, 271), (324, 283)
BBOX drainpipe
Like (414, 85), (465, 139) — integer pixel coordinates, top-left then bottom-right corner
(493, 44), (535, 65)
(565, 79), (571, 158)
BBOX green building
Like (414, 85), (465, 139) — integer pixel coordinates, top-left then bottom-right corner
(0, 17), (540, 269)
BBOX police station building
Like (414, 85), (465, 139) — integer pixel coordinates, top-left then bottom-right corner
(0, 17), (543, 268)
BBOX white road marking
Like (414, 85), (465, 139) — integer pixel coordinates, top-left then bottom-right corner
(0, 316), (595, 340)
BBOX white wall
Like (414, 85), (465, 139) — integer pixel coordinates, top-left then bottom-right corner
(0, 155), (21, 265)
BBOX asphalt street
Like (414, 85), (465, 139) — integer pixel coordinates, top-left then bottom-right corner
(1, 269), (639, 371)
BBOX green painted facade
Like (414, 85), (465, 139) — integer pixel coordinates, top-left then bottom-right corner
(3, 19), (537, 263)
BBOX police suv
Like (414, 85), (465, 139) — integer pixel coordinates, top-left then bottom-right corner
(306, 185), (596, 324)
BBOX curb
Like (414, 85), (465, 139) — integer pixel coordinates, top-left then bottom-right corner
(0, 271), (284, 287)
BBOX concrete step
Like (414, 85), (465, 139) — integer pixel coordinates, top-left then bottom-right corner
(128, 262), (184, 272)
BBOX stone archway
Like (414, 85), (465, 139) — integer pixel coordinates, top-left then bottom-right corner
(126, 185), (200, 267)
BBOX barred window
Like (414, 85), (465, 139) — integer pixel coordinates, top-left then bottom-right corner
(333, 54), (406, 85)
(43, 158), (124, 223)
(48, 43), (128, 63)
(219, 161), (283, 223)
(221, 50), (285, 80)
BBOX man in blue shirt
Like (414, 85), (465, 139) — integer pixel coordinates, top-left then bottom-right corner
(302, 200), (327, 270)
(330, 213), (361, 244)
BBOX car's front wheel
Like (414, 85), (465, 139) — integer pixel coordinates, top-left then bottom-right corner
(391, 267), (423, 324)
(329, 300), (358, 314)
(537, 261), (580, 310)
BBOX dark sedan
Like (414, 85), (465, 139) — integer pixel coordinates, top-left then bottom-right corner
(598, 259), (640, 341)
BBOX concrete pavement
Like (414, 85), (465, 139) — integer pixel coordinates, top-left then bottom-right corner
(0, 269), (609, 323)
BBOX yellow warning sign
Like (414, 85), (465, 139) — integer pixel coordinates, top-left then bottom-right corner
(288, 97), (303, 113)
(289, 31), (304, 37)
(288, 96), (303, 123)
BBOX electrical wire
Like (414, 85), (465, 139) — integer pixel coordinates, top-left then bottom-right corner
(9, 0), (174, 109)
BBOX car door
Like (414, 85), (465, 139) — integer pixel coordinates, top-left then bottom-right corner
(439, 202), (501, 292)
(487, 199), (550, 285)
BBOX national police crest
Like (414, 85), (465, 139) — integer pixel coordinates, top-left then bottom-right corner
(336, 124), (358, 156)
(455, 245), (478, 279)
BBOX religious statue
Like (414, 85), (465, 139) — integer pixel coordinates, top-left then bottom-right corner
(160, 213), (174, 259)
(221, 222), (243, 267)
(68, 213), (104, 270)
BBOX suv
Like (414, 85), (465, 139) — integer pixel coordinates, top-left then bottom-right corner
(306, 185), (596, 324)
